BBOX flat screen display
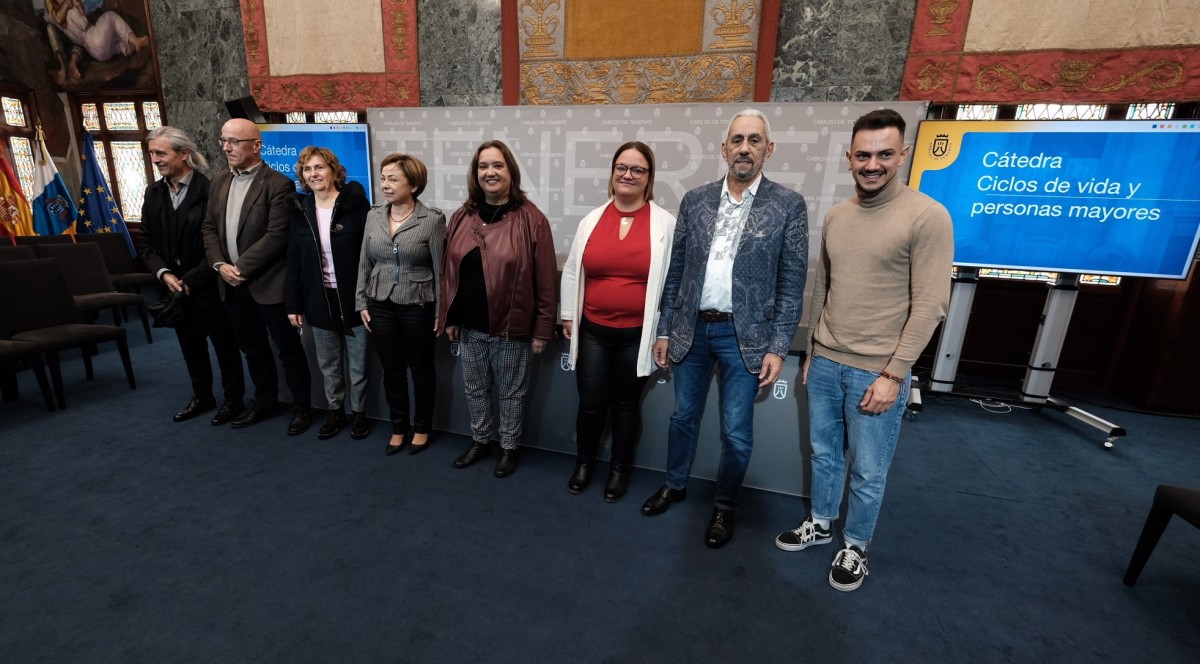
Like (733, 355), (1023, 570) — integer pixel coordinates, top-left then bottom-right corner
(910, 120), (1200, 279)
(257, 123), (373, 204)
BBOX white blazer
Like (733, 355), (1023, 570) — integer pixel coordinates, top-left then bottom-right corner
(559, 199), (677, 377)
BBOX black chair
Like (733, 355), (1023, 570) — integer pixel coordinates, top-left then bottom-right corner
(1124, 484), (1200, 586)
(14, 234), (74, 246)
(32, 242), (153, 343)
(0, 339), (56, 412)
(76, 233), (160, 293)
(0, 258), (136, 409)
(0, 245), (37, 262)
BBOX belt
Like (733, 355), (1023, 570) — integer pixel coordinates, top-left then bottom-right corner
(697, 309), (731, 322)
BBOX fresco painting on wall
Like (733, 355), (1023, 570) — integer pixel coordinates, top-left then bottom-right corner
(34, 0), (157, 91)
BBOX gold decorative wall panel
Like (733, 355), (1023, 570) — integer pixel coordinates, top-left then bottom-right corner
(508, 0), (778, 105)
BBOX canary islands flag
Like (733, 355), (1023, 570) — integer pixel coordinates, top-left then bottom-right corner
(31, 129), (78, 236)
(77, 132), (135, 255)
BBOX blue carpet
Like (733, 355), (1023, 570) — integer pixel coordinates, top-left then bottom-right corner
(1, 327), (1198, 662)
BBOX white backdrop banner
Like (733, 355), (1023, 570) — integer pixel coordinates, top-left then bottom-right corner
(366, 101), (928, 268)
(362, 102), (930, 495)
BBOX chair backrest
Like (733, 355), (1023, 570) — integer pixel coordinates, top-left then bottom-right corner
(0, 245), (37, 262)
(76, 233), (139, 274)
(0, 258), (83, 337)
(14, 235), (75, 246)
(30, 242), (118, 295)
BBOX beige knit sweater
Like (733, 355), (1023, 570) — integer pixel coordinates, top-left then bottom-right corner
(808, 176), (954, 375)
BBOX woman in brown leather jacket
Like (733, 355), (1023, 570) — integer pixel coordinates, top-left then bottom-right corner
(438, 140), (558, 478)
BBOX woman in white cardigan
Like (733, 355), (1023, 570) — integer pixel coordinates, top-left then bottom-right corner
(560, 141), (676, 502)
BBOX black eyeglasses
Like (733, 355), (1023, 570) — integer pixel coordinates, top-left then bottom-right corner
(614, 164), (648, 178)
(217, 138), (258, 147)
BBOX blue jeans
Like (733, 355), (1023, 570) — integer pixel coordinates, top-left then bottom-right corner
(665, 320), (760, 509)
(807, 354), (910, 549)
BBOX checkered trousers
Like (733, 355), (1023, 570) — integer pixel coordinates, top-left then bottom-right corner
(458, 327), (533, 450)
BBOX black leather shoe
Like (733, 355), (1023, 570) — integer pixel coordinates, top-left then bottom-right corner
(174, 396), (215, 423)
(317, 410), (345, 440)
(494, 447), (520, 478)
(408, 433), (430, 455)
(567, 459), (595, 494)
(603, 468), (631, 503)
(453, 441), (492, 469)
(210, 399), (243, 426)
(230, 401), (280, 428)
(641, 484), (687, 516)
(287, 407), (312, 436)
(385, 434), (407, 456)
(349, 411), (370, 440)
(705, 508), (735, 549)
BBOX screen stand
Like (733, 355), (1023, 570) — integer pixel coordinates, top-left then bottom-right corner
(915, 272), (1126, 450)
(1020, 274), (1126, 448)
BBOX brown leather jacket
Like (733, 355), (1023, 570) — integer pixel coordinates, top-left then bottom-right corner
(438, 200), (558, 340)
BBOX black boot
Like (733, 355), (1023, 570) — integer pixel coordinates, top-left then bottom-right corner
(567, 458), (596, 494)
(604, 464), (631, 503)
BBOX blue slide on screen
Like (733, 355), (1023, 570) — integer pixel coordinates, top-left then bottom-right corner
(910, 120), (1200, 279)
(257, 124), (373, 204)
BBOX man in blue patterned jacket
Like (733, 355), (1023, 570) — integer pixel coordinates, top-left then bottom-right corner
(641, 108), (808, 549)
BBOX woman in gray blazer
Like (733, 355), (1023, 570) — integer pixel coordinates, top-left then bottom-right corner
(355, 153), (446, 455)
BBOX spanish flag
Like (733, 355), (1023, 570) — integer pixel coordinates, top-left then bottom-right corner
(0, 153), (35, 242)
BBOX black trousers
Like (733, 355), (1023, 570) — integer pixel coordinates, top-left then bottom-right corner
(175, 321), (244, 405)
(574, 317), (649, 468)
(368, 300), (436, 434)
(223, 286), (311, 407)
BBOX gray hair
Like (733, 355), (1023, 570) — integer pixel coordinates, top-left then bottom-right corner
(146, 126), (209, 172)
(725, 108), (771, 143)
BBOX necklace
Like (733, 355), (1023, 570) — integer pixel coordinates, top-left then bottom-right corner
(390, 205), (413, 224)
(620, 216), (633, 226)
(484, 201), (507, 225)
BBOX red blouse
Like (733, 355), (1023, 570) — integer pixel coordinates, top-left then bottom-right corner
(582, 202), (651, 328)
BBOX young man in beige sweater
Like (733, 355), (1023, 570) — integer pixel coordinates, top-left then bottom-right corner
(775, 109), (954, 591)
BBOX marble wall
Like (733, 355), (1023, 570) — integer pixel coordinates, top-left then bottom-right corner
(772, 0), (917, 102)
(147, 0), (249, 160)
(144, 0), (915, 130)
(417, 0), (504, 107)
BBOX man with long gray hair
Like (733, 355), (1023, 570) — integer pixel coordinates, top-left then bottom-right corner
(139, 126), (245, 425)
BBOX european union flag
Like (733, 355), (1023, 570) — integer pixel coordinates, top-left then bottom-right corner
(77, 132), (135, 256)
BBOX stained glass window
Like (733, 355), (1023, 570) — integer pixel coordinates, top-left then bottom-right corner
(93, 142), (112, 189)
(9, 137), (35, 198)
(977, 268), (1119, 286)
(3, 97), (26, 127)
(103, 102), (139, 130)
(979, 268), (1058, 282)
(286, 112), (307, 124)
(956, 104), (998, 120)
(314, 111), (359, 124)
(1080, 274), (1121, 286)
(110, 142), (148, 222)
(142, 102), (162, 130)
(1126, 103), (1174, 120)
(1015, 104), (1108, 120)
(81, 103), (101, 132)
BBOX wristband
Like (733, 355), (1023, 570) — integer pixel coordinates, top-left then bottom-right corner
(880, 370), (904, 384)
